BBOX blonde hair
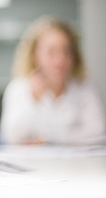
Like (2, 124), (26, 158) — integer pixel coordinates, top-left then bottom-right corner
(12, 15), (87, 82)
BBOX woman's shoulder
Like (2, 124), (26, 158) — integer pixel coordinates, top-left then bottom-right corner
(68, 78), (94, 90)
(78, 79), (100, 96)
(68, 78), (100, 98)
(6, 77), (28, 88)
(3, 77), (29, 98)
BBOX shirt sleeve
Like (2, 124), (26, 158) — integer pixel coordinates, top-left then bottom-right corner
(1, 77), (37, 144)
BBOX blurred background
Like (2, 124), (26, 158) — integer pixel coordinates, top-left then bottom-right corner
(0, 0), (106, 119)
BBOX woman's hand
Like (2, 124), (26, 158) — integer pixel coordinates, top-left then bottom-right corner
(20, 138), (45, 145)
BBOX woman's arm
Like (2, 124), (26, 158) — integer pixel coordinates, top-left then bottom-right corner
(1, 78), (39, 144)
(68, 83), (106, 146)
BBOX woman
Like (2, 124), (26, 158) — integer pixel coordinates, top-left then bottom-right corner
(1, 16), (105, 145)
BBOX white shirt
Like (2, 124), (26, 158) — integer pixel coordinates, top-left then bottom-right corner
(1, 77), (106, 145)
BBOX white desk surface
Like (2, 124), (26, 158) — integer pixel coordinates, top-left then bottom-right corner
(0, 145), (106, 198)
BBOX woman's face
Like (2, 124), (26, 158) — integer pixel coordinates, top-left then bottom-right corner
(33, 29), (74, 82)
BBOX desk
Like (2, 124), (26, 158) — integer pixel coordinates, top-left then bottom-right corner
(0, 145), (106, 198)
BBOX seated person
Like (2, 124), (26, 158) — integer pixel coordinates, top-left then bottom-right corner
(1, 16), (106, 145)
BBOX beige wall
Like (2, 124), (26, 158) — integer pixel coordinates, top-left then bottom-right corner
(80, 0), (106, 110)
